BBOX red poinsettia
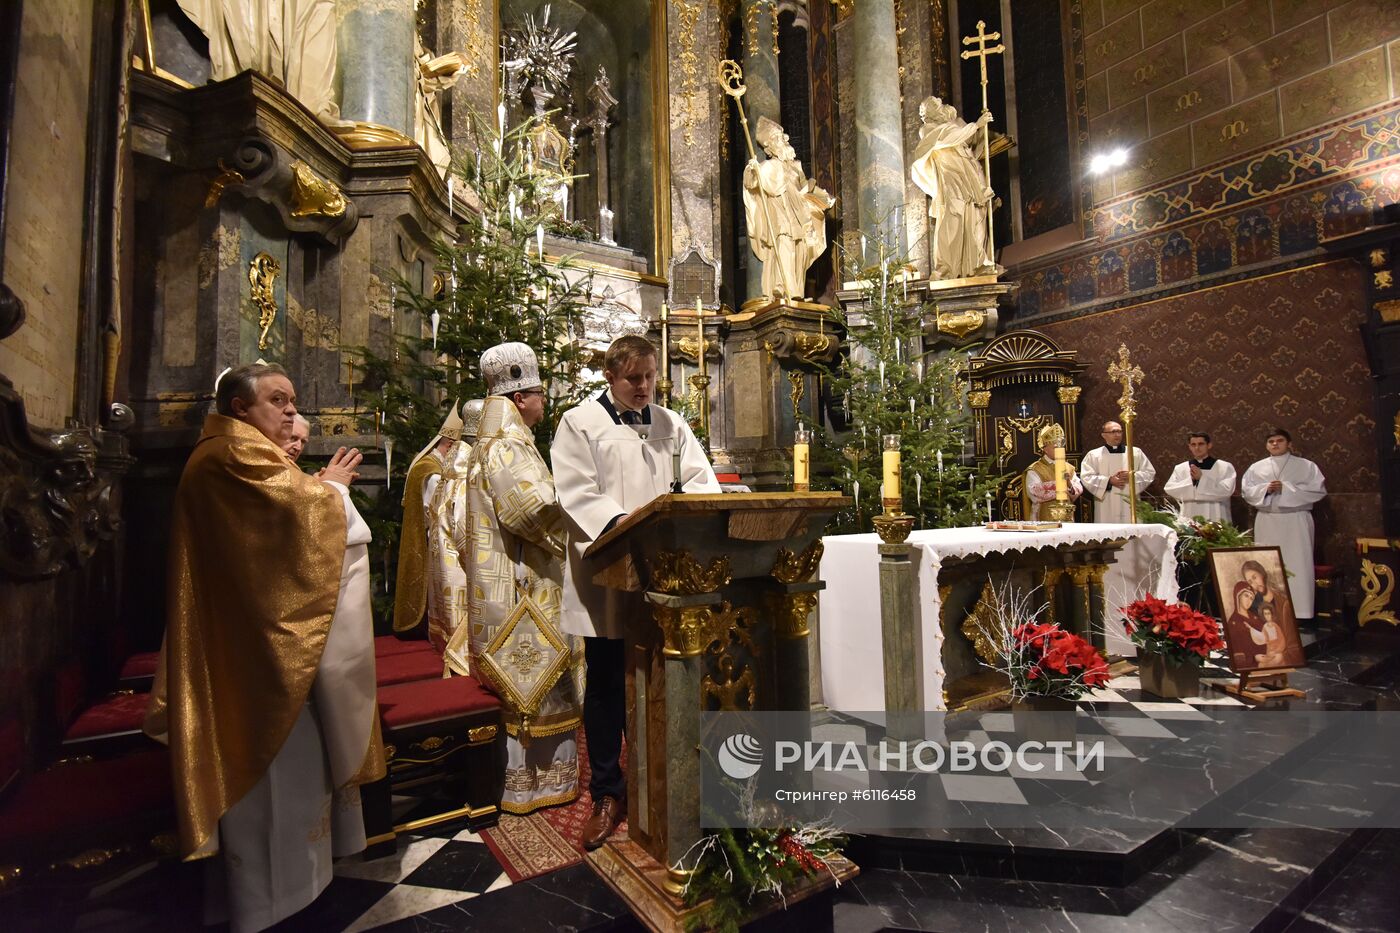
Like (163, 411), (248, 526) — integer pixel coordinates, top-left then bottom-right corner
(1009, 621), (1111, 699)
(1121, 594), (1225, 665)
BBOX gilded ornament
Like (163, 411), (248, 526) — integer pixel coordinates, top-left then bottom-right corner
(468, 724), (499, 744)
(655, 603), (725, 657)
(1057, 385), (1082, 405)
(968, 390), (992, 408)
(961, 581), (1006, 665)
(51, 848), (121, 872)
(384, 743), (397, 761)
(204, 160), (245, 208)
(1041, 567), (1064, 627)
(702, 604), (760, 707)
(248, 251), (281, 351)
(417, 735), (447, 752)
(1359, 559), (1399, 627)
(288, 160), (347, 218)
(648, 549), (732, 595)
(1376, 270), (1394, 290)
(771, 540), (823, 584)
(766, 590), (817, 639)
(788, 370), (805, 415)
(1370, 248), (1388, 268)
(871, 513), (914, 543)
(936, 308), (987, 339)
(506, 639), (545, 678)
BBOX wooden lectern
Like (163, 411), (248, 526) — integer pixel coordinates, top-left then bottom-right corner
(580, 492), (853, 931)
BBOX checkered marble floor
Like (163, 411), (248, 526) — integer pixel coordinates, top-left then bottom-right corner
(319, 826), (512, 931)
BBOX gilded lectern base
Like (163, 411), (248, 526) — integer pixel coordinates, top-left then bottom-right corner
(586, 838), (859, 933)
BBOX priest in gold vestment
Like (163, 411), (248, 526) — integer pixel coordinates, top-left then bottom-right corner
(1023, 424), (1083, 520)
(144, 362), (383, 933)
(425, 399), (484, 660)
(394, 404), (464, 636)
(446, 344), (580, 813)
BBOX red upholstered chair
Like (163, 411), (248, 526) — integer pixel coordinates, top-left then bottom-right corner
(61, 690), (155, 758)
(362, 675), (505, 856)
(117, 651), (160, 692)
(375, 646), (447, 687)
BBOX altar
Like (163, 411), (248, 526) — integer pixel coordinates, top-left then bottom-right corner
(818, 523), (1178, 711)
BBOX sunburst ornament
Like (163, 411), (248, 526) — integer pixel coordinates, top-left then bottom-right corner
(501, 4), (578, 96)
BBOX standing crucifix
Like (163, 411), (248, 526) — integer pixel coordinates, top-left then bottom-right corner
(1107, 344), (1145, 524)
(959, 20), (1004, 260)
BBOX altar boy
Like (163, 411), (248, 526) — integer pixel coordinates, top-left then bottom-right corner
(552, 334), (718, 849)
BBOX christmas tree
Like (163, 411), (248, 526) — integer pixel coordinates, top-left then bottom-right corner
(347, 110), (600, 621)
(816, 234), (1004, 532)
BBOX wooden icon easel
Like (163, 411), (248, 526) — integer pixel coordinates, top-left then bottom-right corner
(1222, 667), (1305, 703)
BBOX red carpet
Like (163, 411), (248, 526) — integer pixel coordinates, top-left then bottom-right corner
(479, 727), (629, 881)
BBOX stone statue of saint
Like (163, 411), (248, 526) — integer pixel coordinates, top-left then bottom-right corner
(414, 36), (468, 176)
(176, 0), (340, 123)
(909, 97), (1000, 280)
(742, 117), (835, 302)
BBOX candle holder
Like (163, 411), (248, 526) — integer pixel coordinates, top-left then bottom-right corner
(689, 372), (711, 450)
(793, 426), (811, 492)
(1043, 499), (1075, 523)
(872, 513), (914, 544)
(658, 376), (673, 409)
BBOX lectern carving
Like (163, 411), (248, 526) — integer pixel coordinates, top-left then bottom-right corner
(580, 491), (850, 930)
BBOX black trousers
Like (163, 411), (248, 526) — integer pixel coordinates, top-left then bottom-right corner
(583, 636), (627, 801)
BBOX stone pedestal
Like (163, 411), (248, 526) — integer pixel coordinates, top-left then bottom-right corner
(878, 542), (921, 741)
(338, 0), (416, 137)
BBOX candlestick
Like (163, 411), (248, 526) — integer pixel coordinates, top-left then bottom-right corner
(695, 298), (706, 378)
(793, 426), (811, 492)
(672, 447), (683, 493)
(659, 302), (669, 384)
(1054, 446), (1068, 501)
(882, 434), (902, 514)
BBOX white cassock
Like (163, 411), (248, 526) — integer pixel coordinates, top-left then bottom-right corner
(1241, 454), (1326, 618)
(1080, 446), (1155, 523)
(1163, 458), (1237, 524)
(212, 482), (376, 933)
(553, 391), (719, 639)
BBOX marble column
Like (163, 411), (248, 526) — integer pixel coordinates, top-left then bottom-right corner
(879, 542), (921, 741)
(668, 0), (724, 267)
(741, 0), (781, 299)
(338, 0), (416, 136)
(851, 0), (906, 251)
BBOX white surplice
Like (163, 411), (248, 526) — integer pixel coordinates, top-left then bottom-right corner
(553, 392), (719, 639)
(1163, 458), (1237, 524)
(211, 483), (376, 933)
(1080, 446), (1155, 523)
(1241, 453), (1326, 617)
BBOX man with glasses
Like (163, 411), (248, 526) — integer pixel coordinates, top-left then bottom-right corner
(1080, 420), (1155, 524)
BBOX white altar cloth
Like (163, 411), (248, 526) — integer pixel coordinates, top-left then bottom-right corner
(818, 523), (1179, 712)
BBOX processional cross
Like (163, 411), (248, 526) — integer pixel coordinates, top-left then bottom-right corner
(959, 20), (1004, 256)
(1107, 344), (1145, 524)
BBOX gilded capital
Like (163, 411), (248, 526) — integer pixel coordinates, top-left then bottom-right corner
(766, 591), (817, 640)
(655, 603), (724, 657)
(968, 390), (992, 409)
(649, 550), (732, 595)
(1057, 385), (1082, 405)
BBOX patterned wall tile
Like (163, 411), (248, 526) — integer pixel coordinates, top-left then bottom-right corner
(1090, 97), (1150, 151)
(1192, 91), (1283, 166)
(1271, 0), (1346, 33)
(1040, 261), (1382, 569)
(1102, 0), (1149, 24)
(1114, 125), (1193, 193)
(1280, 48), (1389, 136)
(1088, 72), (1111, 119)
(1185, 0), (1273, 72)
(1107, 36), (1188, 108)
(1086, 12), (1146, 75)
(1142, 0), (1227, 47)
(1229, 20), (1332, 103)
(1084, 0), (1106, 34)
(1328, 0), (1400, 62)
(1147, 59), (1232, 136)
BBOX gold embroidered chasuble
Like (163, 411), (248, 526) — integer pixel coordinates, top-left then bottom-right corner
(426, 440), (473, 653)
(446, 397), (580, 812)
(393, 450), (444, 631)
(144, 414), (385, 858)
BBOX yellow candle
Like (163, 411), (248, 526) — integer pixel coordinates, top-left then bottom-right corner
(659, 302), (669, 376)
(696, 298), (706, 377)
(882, 434), (901, 510)
(793, 426), (811, 491)
(1054, 446), (1067, 500)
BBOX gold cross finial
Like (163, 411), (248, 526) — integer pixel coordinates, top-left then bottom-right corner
(1106, 344), (1144, 420)
(959, 20), (1005, 76)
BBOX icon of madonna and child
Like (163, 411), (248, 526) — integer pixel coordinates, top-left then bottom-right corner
(1210, 547), (1306, 672)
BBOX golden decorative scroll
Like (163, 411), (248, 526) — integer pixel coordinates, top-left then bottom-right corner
(789, 370), (805, 415)
(936, 308), (987, 339)
(289, 160), (348, 218)
(968, 390), (992, 408)
(248, 251), (281, 350)
(204, 160), (245, 208)
(1359, 558), (1399, 627)
(649, 549), (732, 595)
(771, 540), (824, 585)
(961, 581), (1005, 665)
(702, 604), (760, 709)
(1057, 385), (1082, 405)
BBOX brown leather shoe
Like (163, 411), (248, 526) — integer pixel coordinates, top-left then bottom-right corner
(581, 795), (623, 851)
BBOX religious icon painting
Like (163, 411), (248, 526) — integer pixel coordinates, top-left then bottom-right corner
(1208, 546), (1307, 673)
